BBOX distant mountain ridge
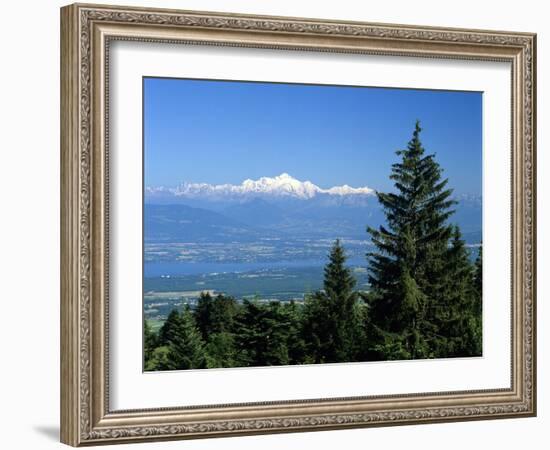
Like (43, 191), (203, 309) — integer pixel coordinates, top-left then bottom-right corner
(144, 204), (268, 242)
(146, 173), (375, 202)
(144, 174), (481, 245)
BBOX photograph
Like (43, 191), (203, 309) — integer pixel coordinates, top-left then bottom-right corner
(142, 78), (483, 371)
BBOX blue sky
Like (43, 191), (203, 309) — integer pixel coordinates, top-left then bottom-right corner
(144, 77), (482, 195)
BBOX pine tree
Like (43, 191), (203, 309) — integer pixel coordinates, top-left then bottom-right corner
(433, 227), (481, 357)
(367, 121), (459, 359)
(205, 332), (237, 368)
(145, 346), (172, 371)
(194, 292), (239, 367)
(282, 301), (307, 364)
(234, 300), (292, 367)
(143, 318), (158, 365)
(194, 292), (239, 341)
(303, 239), (363, 363)
(165, 306), (207, 370)
(158, 308), (182, 347)
(193, 292), (214, 341)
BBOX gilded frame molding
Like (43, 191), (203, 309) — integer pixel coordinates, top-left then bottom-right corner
(60, 3), (536, 446)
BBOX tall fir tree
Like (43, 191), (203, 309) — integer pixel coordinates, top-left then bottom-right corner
(158, 308), (182, 347)
(434, 227), (481, 357)
(193, 292), (214, 341)
(164, 306), (207, 370)
(366, 121), (471, 359)
(194, 292), (239, 368)
(302, 239), (363, 363)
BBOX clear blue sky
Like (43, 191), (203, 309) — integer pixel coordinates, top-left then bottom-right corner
(144, 77), (482, 195)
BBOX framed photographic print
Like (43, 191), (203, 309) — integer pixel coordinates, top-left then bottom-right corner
(60, 3), (537, 446)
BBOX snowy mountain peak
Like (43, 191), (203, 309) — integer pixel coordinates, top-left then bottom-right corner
(146, 174), (374, 201)
(239, 173), (321, 198)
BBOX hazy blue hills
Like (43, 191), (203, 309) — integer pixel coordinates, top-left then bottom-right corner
(145, 174), (482, 245)
(222, 198), (287, 228)
(145, 197), (480, 244)
(144, 196), (386, 243)
(144, 203), (273, 243)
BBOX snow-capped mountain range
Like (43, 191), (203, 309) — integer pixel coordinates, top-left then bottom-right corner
(146, 173), (375, 201)
(144, 173), (481, 244)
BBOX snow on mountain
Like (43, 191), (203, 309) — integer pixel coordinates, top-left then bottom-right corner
(146, 173), (374, 201)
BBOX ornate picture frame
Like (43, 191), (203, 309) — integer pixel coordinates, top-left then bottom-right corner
(60, 3), (536, 446)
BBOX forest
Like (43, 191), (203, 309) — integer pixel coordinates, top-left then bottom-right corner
(144, 122), (483, 371)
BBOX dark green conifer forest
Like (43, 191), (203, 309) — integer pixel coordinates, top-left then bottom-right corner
(144, 122), (482, 371)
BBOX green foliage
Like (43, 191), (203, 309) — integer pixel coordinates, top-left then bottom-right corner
(430, 227), (481, 357)
(474, 245), (483, 301)
(143, 318), (158, 364)
(194, 293), (241, 368)
(323, 239), (357, 299)
(194, 292), (239, 341)
(302, 239), (365, 363)
(470, 245), (483, 354)
(371, 329), (414, 361)
(367, 121), (482, 359)
(149, 306), (207, 370)
(167, 306), (207, 370)
(234, 300), (296, 367)
(282, 301), (307, 364)
(205, 332), (238, 368)
(145, 345), (172, 371)
(158, 308), (182, 347)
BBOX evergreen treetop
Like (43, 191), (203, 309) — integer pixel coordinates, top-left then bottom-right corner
(366, 121), (466, 359)
(303, 239), (363, 363)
